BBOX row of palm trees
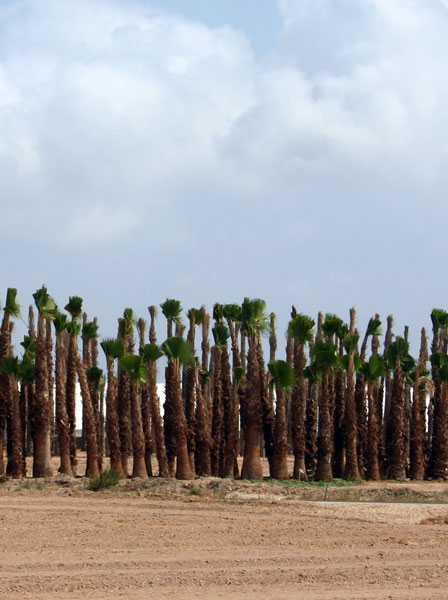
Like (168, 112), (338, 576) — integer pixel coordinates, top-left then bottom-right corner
(0, 287), (447, 482)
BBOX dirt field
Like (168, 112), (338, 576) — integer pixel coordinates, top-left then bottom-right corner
(1, 457), (448, 599)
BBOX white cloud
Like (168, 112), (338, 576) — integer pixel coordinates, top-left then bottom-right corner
(2, 0), (448, 345)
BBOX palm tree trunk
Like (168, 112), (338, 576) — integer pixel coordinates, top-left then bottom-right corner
(195, 369), (211, 476)
(55, 331), (72, 476)
(72, 339), (99, 478)
(104, 357), (124, 477)
(366, 382), (380, 480)
(33, 314), (53, 478)
(271, 384), (288, 479)
(130, 378), (148, 479)
(241, 339), (263, 481)
(315, 372), (333, 482)
(291, 344), (308, 480)
(344, 354), (359, 481)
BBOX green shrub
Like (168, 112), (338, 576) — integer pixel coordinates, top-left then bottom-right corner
(87, 469), (120, 491)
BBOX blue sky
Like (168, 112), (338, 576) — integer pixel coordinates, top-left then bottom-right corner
(2, 0), (448, 353)
(147, 0), (283, 55)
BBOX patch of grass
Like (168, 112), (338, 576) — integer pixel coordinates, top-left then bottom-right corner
(187, 487), (202, 496)
(87, 469), (120, 492)
(263, 478), (359, 488)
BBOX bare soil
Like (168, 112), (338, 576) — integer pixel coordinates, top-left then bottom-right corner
(1, 455), (448, 599)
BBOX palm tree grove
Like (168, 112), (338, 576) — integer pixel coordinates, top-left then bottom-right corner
(1, 286), (448, 484)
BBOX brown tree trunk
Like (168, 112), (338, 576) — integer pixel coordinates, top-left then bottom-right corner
(55, 331), (72, 476)
(271, 384), (288, 479)
(73, 340), (99, 478)
(387, 362), (406, 480)
(65, 340), (77, 474)
(366, 382), (380, 480)
(169, 360), (193, 480)
(130, 378), (148, 479)
(241, 338), (263, 481)
(344, 354), (360, 481)
(33, 314), (53, 478)
(195, 369), (211, 476)
(315, 372), (333, 482)
(104, 357), (124, 477)
(291, 344), (308, 480)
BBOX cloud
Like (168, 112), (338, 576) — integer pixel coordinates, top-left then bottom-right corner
(2, 0), (448, 343)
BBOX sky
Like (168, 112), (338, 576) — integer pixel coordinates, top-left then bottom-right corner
(2, 0), (448, 354)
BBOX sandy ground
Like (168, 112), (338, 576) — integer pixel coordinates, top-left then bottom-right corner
(1, 456), (448, 599)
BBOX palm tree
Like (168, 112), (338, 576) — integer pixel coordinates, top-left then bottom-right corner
(65, 296), (83, 473)
(268, 359), (295, 479)
(101, 338), (125, 478)
(342, 333), (361, 481)
(18, 343), (35, 477)
(160, 300), (183, 476)
(119, 354), (149, 479)
(137, 318), (153, 477)
(288, 312), (315, 480)
(194, 364), (212, 476)
(161, 337), (194, 480)
(240, 298), (268, 480)
(184, 308), (203, 474)
(83, 319), (102, 466)
(0, 355), (23, 478)
(141, 342), (169, 477)
(160, 299), (183, 338)
(410, 328), (429, 480)
(211, 324), (231, 477)
(116, 310), (136, 475)
(66, 320), (99, 478)
(0, 289), (20, 476)
(32, 286), (58, 477)
(428, 352), (448, 480)
(385, 337), (415, 479)
(355, 317), (382, 475)
(360, 354), (385, 480)
(53, 313), (72, 476)
(313, 340), (338, 481)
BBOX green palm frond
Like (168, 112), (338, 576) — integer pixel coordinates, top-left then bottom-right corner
(213, 303), (225, 323)
(360, 354), (385, 382)
(141, 343), (164, 363)
(87, 367), (104, 385)
(241, 297), (268, 337)
(101, 338), (124, 360)
(233, 366), (245, 385)
(82, 321), (99, 339)
(223, 304), (242, 323)
(66, 321), (81, 337)
(3, 288), (20, 318)
(212, 325), (230, 350)
(322, 314), (345, 339)
(188, 308), (203, 325)
(343, 334), (359, 356)
(161, 337), (194, 365)
(288, 313), (315, 345)
(21, 336), (36, 358)
(53, 313), (68, 333)
(268, 360), (296, 390)
(303, 362), (321, 384)
(160, 299), (183, 325)
(431, 308), (448, 333)
(33, 286), (58, 320)
(339, 354), (363, 372)
(65, 296), (83, 319)
(312, 341), (338, 371)
(0, 356), (19, 377)
(119, 354), (148, 385)
(366, 318), (382, 337)
(18, 355), (35, 384)
(123, 308), (136, 325)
